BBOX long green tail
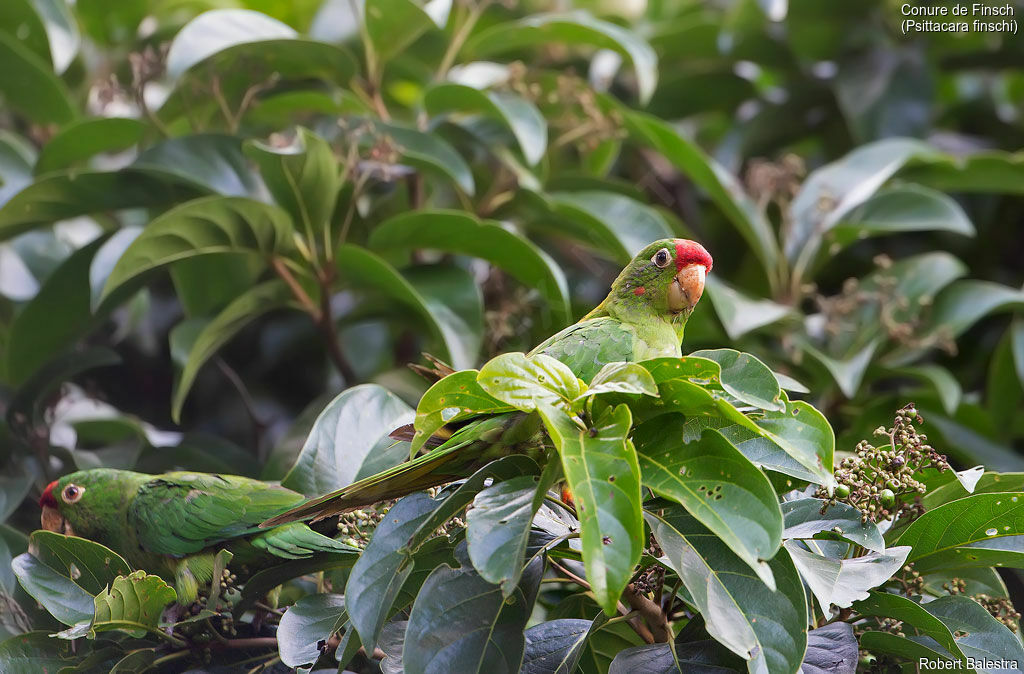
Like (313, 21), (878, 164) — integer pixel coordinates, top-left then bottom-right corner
(261, 412), (537, 526)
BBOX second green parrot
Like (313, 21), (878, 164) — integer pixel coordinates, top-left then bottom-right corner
(263, 238), (712, 526)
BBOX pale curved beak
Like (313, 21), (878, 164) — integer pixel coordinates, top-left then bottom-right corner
(667, 264), (706, 313)
(41, 506), (71, 534)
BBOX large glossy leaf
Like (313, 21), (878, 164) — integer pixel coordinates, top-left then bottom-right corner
(521, 618), (608, 674)
(376, 122), (475, 195)
(647, 508), (808, 674)
(76, 0), (146, 45)
(403, 547), (542, 673)
(690, 348), (785, 412)
(4, 236), (107, 386)
(25, 531), (131, 596)
(345, 493), (440, 651)
(11, 553), (94, 625)
(853, 592), (965, 663)
(365, 0), (435, 61)
(425, 84), (548, 165)
(0, 32), (75, 126)
(919, 280), (1024, 341)
(539, 403), (641, 614)
(165, 9), (296, 78)
(785, 542), (909, 610)
(170, 280), (293, 420)
(368, 210), (571, 324)
(99, 197), (293, 307)
(0, 632), (75, 673)
(891, 364), (962, 415)
(800, 338), (878, 399)
(704, 277), (794, 340)
(899, 151), (1024, 194)
(243, 128), (339, 242)
(781, 498), (884, 552)
(283, 384), (414, 496)
(73, 571), (176, 639)
(786, 138), (935, 262)
(410, 370), (514, 453)
(277, 594), (347, 668)
(922, 471), (1024, 510)
(581, 362), (659, 398)
(34, 118), (146, 175)
(625, 112), (779, 281)
(800, 622), (858, 674)
(0, 170), (201, 244)
(609, 638), (746, 673)
(545, 191), (674, 263)
(478, 352), (582, 412)
(922, 595), (1024, 667)
(337, 246), (480, 369)
(466, 475), (545, 594)
(896, 493), (1024, 572)
(830, 184), (974, 248)
(467, 12), (658, 104)
(132, 135), (265, 198)
(635, 420), (782, 588)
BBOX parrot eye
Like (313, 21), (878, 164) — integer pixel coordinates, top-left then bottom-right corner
(651, 248), (671, 268)
(62, 484), (84, 504)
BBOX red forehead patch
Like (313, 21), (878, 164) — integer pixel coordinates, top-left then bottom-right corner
(674, 239), (713, 273)
(39, 480), (59, 509)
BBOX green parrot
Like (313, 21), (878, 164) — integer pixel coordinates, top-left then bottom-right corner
(262, 238), (713, 527)
(38, 469), (355, 603)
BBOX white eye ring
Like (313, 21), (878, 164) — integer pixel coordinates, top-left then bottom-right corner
(62, 484), (84, 504)
(651, 247), (671, 268)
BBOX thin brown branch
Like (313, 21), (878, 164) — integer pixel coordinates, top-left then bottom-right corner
(271, 257), (320, 318)
(316, 271), (358, 384)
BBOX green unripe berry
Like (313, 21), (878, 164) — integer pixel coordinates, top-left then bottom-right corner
(880, 488), (896, 507)
(835, 484), (851, 499)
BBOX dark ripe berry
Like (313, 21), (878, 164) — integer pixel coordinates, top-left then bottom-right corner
(835, 484), (851, 499)
(880, 489), (896, 507)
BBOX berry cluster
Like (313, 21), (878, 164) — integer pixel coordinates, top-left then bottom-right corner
(816, 404), (950, 523)
(336, 505), (389, 548)
(945, 577), (1021, 630)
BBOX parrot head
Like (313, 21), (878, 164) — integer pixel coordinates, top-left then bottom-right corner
(39, 469), (133, 540)
(606, 238), (712, 319)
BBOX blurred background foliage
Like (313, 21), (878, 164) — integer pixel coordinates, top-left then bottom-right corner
(0, 0), (1023, 648)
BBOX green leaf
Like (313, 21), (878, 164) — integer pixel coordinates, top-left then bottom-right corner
(610, 638), (746, 673)
(785, 542), (909, 610)
(891, 365), (962, 415)
(376, 122), (475, 195)
(545, 191), (674, 263)
(753, 398), (835, 488)
(0, 32), (76, 125)
(404, 547), (542, 673)
(521, 619), (598, 674)
(922, 472), (1024, 510)
(368, 209), (571, 325)
(0, 0), (51, 66)
(580, 362), (659, 398)
(25, 531), (132, 596)
(467, 12), (658, 104)
(0, 632), (75, 673)
(5, 236), (107, 386)
(625, 112), (779, 281)
(899, 150), (1024, 194)
(76, 0), (146, 45)
(781, 498), (884, 553)
(896, 493), (1024, 572)
(234, 555), (355, 617)
(854, 591), (965, 662)
(1011, 319), (1024, 391)
(277, 594), (347, 668)
(11, 553), (94, 625)
(920, 411), (1024, 472)
(635, 421), (782, 588)
(282, 384), (414, 496)
(647, 508), (807, 673)
(243, 127), (339, 242)
(466, 475), (544, 594)
(165, 9), (297, 79)
(336, 246), (480, 369)
(690, 348), (785, 412)
(171, 279), (293, 422)
(920, 280), (1024, 341)
(801, 338), (879, 399)
(99, 197), (293, 307)
(925, 595), (1024, 667)
(410, 370), (514, 454)
(425, 84), (548, 165)
(345, 493), (440, 651)
(169, 252), (265, 318)
(132, 135), (266, 198)
(479, 352), (583, 412)
(0, 170), (202, 244)
(786, 138), (935, 262)
(83, 571), (176, 638)
(539, 403), (641, 615)
(704, 276), (794, 340)
(34, 118), (147, 175)
(831, 184), (975, 248)
(365, 0), (435, 61)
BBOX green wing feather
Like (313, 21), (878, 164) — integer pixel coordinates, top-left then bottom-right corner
(528, 317), (639, 382)
(130, 473), (307, 556)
